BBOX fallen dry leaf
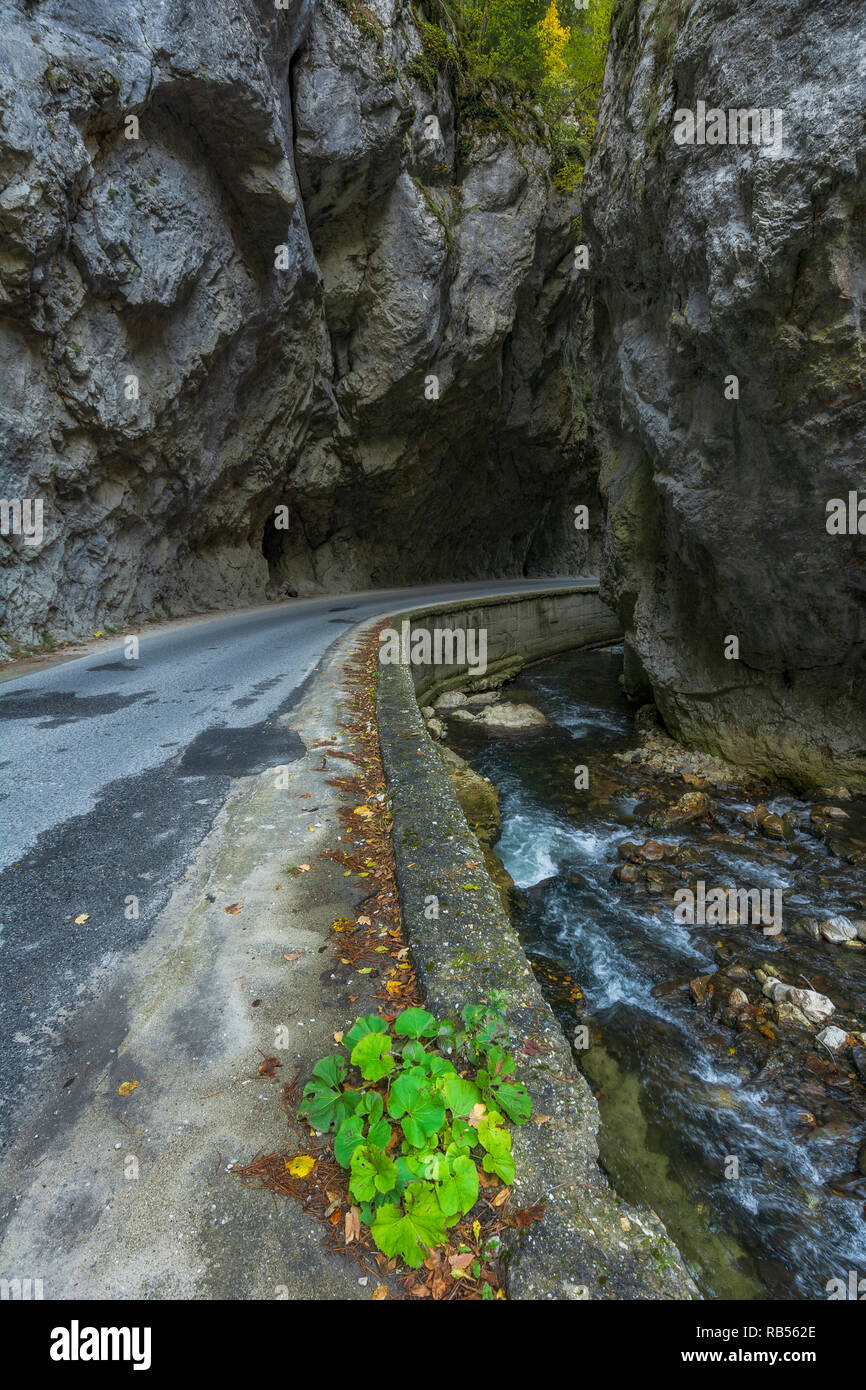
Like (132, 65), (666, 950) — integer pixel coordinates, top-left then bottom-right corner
(225, 903), (243, 915)
(492, 1186), (510, 1208)
(286, 1155), (316, 1177)
(371, 1285), (388, 1300)
(258, 1054), (281, 1078)
(511, 1204), (545, 1229)
(353, 806), (374, 818)
(345, 1205), (361, 1245)
(357, 915), (372, 926)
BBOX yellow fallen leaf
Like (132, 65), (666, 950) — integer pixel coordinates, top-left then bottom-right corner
(385, 981), (402, 995)
(472, 1220), (481, 1242)
(334, 1032), (344, 1044)
(117, 1080), (139, 1097)
(353, 806), (374, 818)
(286, 1155), (316, 1177)
(74, 913), (89, 925)
(371, 1285), (388, 1300)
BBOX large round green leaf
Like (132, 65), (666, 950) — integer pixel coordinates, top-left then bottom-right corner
(350, 1032), (394, 1082)
(370, 1183), (447, 1267)
(342, 1014), (388, 1051)
(393, 1008), (439, 1040)
(349, 1144), (398, 1203)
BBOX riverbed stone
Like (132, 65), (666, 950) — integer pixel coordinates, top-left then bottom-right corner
(818, 915), (858, 944)
(815, 1026), (849, 1053)
(475, 701), (549, 730)
(690, 975), (714, 1006)
(647, 791), (714, 828)
(435, 691), (468, 710)
(785, 988), (836, 1025)
(774, 1002), (810, 1029)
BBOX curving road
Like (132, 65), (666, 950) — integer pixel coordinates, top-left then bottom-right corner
(0, 579), (587, 1152)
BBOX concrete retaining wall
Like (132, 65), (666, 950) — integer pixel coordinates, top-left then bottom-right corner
(400, 585), (621, 703)
(375, 586), (697, 1301)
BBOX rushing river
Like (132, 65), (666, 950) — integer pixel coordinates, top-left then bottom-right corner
(445, 645), (866, 1300)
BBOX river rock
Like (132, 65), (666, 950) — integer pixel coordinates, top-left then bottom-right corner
(785, 988), (836, 1025)
(762, 979), (788, 1003)
(815, 1026), (849, 1053)
(424, 716), (446, 740)
(463, 692), (501, 708)
(474, 702), (548, 730)
(762, 980), (835, 1024)
(689, 975), (714, 1006)
(647, 791), (714, 828)
(775, 1002), (810, 1029)
(729, 988), (749, 1011)
(638, 839), (668, 862)
(617, 840), (642, 862)
(818, 915), (858, 943)
(435, 692), (468, 710)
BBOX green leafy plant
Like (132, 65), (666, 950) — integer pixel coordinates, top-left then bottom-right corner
(299, 997), (531, 1268)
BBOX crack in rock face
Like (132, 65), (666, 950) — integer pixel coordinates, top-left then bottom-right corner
(579, 0), (866, 790)
(0, 0), (597, 652)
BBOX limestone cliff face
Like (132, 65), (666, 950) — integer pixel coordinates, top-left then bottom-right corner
(0, 0), (593, 648)
(581, 0), (866, 789)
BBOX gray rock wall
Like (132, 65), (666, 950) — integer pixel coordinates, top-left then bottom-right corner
(580, 0), (866, 789)
(0, 0), (596, 649)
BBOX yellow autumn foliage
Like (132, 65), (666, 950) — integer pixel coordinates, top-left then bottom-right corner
(537, 2), (570, 80)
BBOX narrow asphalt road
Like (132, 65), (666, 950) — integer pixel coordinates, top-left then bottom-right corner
(0, 579), (587, 1153)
